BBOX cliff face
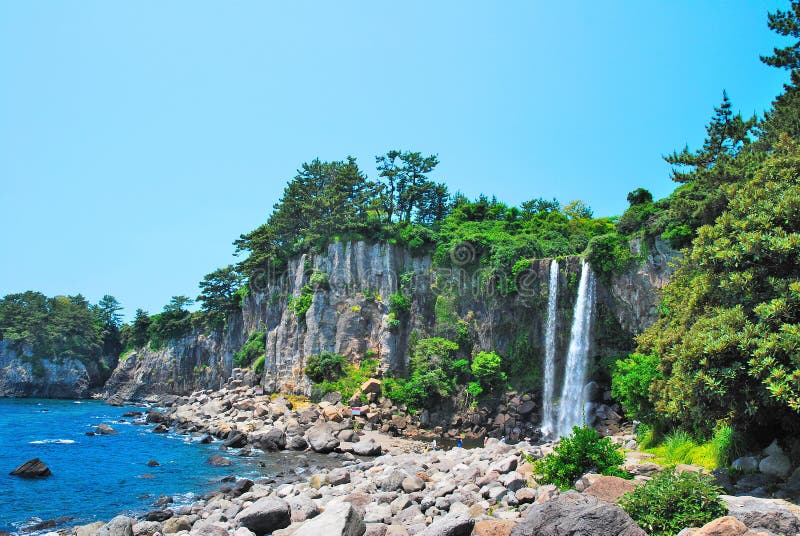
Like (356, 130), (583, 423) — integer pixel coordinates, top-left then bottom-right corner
(0, 342), (107, 398)
(103, 239), (678, 403)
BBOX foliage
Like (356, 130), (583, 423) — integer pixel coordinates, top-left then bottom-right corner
(0, 291), (105, 364)
(584, 232), (635, 280)
(531, 426), (628, 490)
(309, 270), (330, 290)
(643, 425), (738, 470)
(611, 352), (662, 421)
(313, 358), (379, 402)
(197, 265), (242, 330)
(234, 331), (266, 368)
(637, 138), (800, 436)
(619, 470), (727, 536)
(470, 351), (506, 391)
(148, 296), (193, 349)
(304, 351), (347, 383)
(120, 308), (151, 350)
(253, 355), (265, 374)
(288, 285), (314, 320)
(389, 292), (411, 316)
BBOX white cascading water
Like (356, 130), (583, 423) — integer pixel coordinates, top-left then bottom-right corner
(556, 261), (595, 438)
(540, 259), (559, 438)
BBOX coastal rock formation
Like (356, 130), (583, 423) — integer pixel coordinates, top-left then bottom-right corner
(103, 240), (677, 407)
(9, 457), (51, 477)
(0, 341), (107, 398)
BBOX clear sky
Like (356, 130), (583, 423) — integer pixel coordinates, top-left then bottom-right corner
(0, 1), (791, 319)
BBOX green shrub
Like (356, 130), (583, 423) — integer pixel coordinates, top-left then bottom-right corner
(304, 351), (347, 383)
(309, 270), (330, 290)
(644, 425), (738, 470)
(611, 352), (662, 420)
(531, 426), (629, 490)
(619, 470), (727, 536)
(471, 351), (507, 391)
(288, 285), (314, 319)
(314, 358), (379, 401)
(584, 233), (634, 280)
(389, 292), (411, 316)
(234, 331), (266, 368)
(253, 355), (265, 374)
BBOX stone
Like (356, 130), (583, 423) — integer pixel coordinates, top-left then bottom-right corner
(232, 478), (255, 497)
(152, 423), (169, 433)
(293, 502), (365, 536)
(534, 484), (558, 504)
(287, 435), (309, 450)
(510, 493), (646, 536)
(288, 496), (321, 522)
(249, 428), (286, 451)
(583, 475), (638, 503)
(162, 515), (192, 533)
(722, 495), (800, 535)
(9, 457), (51, 477)
(361, 379), (382, 395)
(133, 521), (162, 536)
(490, 456), (518, 474)
(473, 519), (518, 536)
(146, 409), (169, 423)
(322, 391), (343, 405)
(223, 430), (248, 448)
(690, 516), (749, 536)
(759, 452), (792, 479)
(309, 472), (329, 490)
(306, 422), (340, 453)
(205, 454), (232, 467)
(514, 488), (536, 504)
(365, 523), (388, 536)
(676, 464), (705, 474)
(517, 401), (535, 416)
(329, 467), (352, 485)
(235, 497), (291, 535)
(146, 459), (160, 467)
(402, 475), (425, 493)
(96, 516), (135, 536)
(731, 457), (759, 474)
(353, 438), (382, 456)
(763, 439), (783, 457)
(417, 511), (474, 536)
(74, 521), (106, 536)
(145, 509), (173, 522)
(95, 424), (118, 435)
(364, 503), (393, 524)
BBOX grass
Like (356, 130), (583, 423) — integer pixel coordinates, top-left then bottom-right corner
(315, 358), (380, 402)
(643, 425), (736, 470)
(270, 392), (312, 410)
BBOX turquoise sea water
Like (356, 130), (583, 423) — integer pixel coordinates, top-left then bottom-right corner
(0, 398), (301, 534)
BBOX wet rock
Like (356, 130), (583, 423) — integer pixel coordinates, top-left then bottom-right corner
(145, 509), (173, 522)
(146, 459), (160, 467)
(306, 422), (340, 453)
(223, 430), (247, 449)
(152, 424), (169, 434)
(731, 457), (759, 474)
(96, 424), (118, 435)
(9, 458), (51, 477)
(205, 454), (232, 467)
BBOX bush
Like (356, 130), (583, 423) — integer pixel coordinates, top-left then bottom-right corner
(309, 270), (330, 290)
(471, 351), (507, 391)
(304, 351), (347, 383)
(643, 425), (738, 470)
(234, 331), (266, 368)
(619, 470), (727, 536)
(389, 292), (411, 316)
(253, 355), (265, 374)
(314, 358), (379, 402)
(288, 285), (314, 319)
(531, 426), (628, 490)
(584, 233), (634, 280)
(611, 352), (662, 420)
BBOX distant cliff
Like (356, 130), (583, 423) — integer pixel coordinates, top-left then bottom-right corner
(0, 341), (108, 398)
(103, 239), (678, 404)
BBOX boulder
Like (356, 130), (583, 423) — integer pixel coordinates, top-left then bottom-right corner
(146, 410), (169, 423)
(731, 457), (759, 474)
(322, 391), (343, 405)
(417, 512), (474, 536)
(235, 497), (291, 536)
(306, 422), (340, 453)
(329, 467), (352, 486)
(249, 428), (286, 451)
(288, 496), (321, 522)
(517, 401), (535, 416)
(205, 454), (233, 467)
(360, 379), (382, 396)
(293, 502), (365, 536)
(145, 509), (173, 522)
(582, 475), (638, 503)
(223, 430), (248, 448)
(133, 520), (163, 536)
(352, 438), (381, 456)
(758, 452), (792, 479)
(287, 435), (308, 451)
(96, 515), (135, 536)
(510, 493), (646, 536)
(722, 495), (800, 535)
(161, 515), (192, 533)
(688, 516), (750, 536)
(473, 519), (518, 536)
(402, 475), (425, 493)
(152, 424), (169, 434)
(96, 424), (118, 435)
(74, 521), (105, 536)
(9, 458), (51, 477)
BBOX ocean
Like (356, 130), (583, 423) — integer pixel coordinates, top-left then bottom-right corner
(0, 398), (315, 534)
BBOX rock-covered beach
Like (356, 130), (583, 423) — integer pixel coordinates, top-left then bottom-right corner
(32, 382), (795, 536)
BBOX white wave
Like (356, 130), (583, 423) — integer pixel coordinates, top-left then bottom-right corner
(29, 439), (76, 445)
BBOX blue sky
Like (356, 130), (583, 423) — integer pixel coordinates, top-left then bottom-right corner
(0, 1), (790, 319)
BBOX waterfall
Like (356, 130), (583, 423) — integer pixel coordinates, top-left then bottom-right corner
(540, 259), (559, 438)
(556, 261), (595, 438)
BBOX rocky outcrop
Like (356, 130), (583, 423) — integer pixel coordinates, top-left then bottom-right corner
(9, 457), (52, 477)
(0, 341), (107, 398)
(103, 240), (678, 405)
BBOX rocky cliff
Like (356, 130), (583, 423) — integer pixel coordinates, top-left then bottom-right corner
(0, 341), (108, 398)
(103, 239), (678, 403)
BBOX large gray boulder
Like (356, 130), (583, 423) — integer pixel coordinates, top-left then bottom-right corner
(96, 515), (135, 536)
(235, 497), (291, 535)
(306, 422), (340, 453)
(249, 428), (287, 451)
(352, 438), (382, 456)
(293, 502), (365, 536)
(417, 512), (474, 536)
(510, 493), (646, 536)
(722, 495), (800, 535)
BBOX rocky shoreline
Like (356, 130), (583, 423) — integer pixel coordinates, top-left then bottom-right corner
(11, 383), (786, 536)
